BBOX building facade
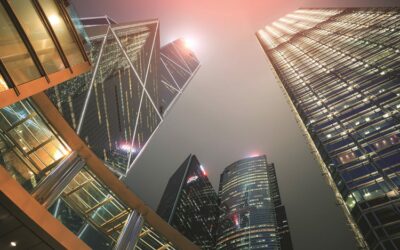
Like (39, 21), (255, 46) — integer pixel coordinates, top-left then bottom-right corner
(159, 39), (200, 114)
(46, 18), (200, 176)
(217, 155), (293, 249)
(257, 8), (400, 249)
(157, 154), (219, 249)
(0, 2), (200, 249)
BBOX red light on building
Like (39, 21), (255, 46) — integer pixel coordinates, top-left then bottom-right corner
(200, 165), (207, 176)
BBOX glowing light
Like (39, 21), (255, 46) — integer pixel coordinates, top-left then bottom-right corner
(200, 165), (207, 176)
(10, 242), (17, 247)
(53, 150), (64, 160)
(187, 175), (198, 184)
(233, 214), (239, 226)
(183, 38), (197, 51)
(119, 143), (136, 153)
(48, 15), (61, 25)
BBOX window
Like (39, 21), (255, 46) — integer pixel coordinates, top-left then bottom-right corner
(38, 0), (85, 66)
(0, 100), (70, 192)
(0, 3), (40, 85)
(8, 0), (65, 74)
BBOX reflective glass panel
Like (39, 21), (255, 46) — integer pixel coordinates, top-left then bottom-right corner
(38, 0), (85, 66)
(0, 100), (70, 192)
(53, 167), (130, 247)
(8, 0), (65, 73)
(0, 4), (40, 85)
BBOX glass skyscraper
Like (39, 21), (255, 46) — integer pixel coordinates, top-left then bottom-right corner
(257, 8), (400, 249)
(46, 19), (200, 176)
(157, 154), (219, 249)
(159, 39), (200, 115)
(217, 155), (293, 249)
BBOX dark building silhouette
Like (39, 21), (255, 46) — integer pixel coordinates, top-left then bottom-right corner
(157, 154), (219, 249)
(217, 155), (293, 249)
(257, 8), (400, 249)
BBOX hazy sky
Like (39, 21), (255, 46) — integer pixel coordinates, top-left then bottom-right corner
(72, 0), (398, 249)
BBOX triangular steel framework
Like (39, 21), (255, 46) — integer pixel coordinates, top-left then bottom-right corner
(46, 19), (200, 177)
(125, 39), (200, 175)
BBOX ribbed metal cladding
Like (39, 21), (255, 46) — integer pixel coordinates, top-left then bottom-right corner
(257, 8), (400, 249)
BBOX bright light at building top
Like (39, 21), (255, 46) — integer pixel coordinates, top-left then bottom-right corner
(200, 165), (207, 176)
(249, 152), (261, 158)
(183, 38), (197, 51)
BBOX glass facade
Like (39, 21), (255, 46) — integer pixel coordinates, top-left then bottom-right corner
(49, 166), (131, 249)
(46, 19), (161, 176)
(0, 99), (190, 250)
(0, 99), (70, 192)
(257, 8), (400, 249)
(46, 25), (200, 177)
(217, 155), (292, 250)
(0, 0), (89, 97)
(159, 39), (200, 114)
(157, 154), (219, 249)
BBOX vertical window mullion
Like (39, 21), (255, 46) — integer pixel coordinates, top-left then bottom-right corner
(54, 0), (90, 63)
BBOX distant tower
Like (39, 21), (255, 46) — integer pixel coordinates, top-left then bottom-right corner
(157, 154), (219, 249)
(217, 155), (293, 249)
(257, 8), (400, 249)
(159, 38), (200, 115)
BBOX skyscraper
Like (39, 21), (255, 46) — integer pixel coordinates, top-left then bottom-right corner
(157, 154), (219, 249)
(46, 17), (162, 176)
(257, 8), (400, 249)
(159, 39), (200, 115)
(217, 155), (293, 249)
(46, 18), (200, 176)
(0, 2), (199, 249)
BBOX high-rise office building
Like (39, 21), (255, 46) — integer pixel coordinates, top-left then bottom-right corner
(0, 2), (200, 249)
(157, 154), (219, 249)
(46, 18), (200, 176)
(217, 155), (293, 249)
(46, 17), (162, 176)
(257, 8), (400, 249)
(159, 39), (200, 114)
